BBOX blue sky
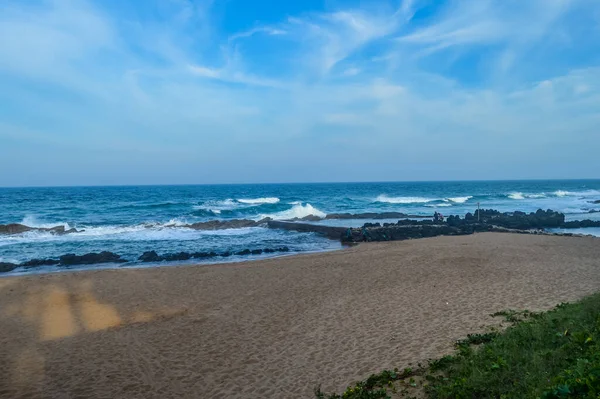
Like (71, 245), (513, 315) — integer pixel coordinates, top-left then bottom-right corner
(1, 0), (599, 186)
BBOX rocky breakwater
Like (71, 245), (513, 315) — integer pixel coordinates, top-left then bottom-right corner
(451, 209), (600, 229)
(0, 247), (294, 274)
(0, 251), (126, 274)
(266, 220), (348, 240)
(137, 246), (291, 263)
(184, 219), (270, 230)
(341, 209), (600, 243)
(452, 209), (566, 229)
(341, 220), (493, 243)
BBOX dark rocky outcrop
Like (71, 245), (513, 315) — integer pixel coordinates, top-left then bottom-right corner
(266, 220), (348, 240)
(561, 220), (600, 228)
(0, 224), (79, 235)
(185, 219), (271, 230)
(446, 209), (565, 230)
(341, 223), (494, 243)
(325, 212), (425, 220)
(59, 251), (126, 266)
(0, 262), (17, 273)
(162, 252), (192, 262)
(138, 251), (162, 262)
(136, 247), (292, 263)
(590, 200), (600, 204)
(21, 258), (60, 267)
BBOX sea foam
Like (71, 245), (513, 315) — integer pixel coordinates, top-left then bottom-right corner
(508, 192), (525, 200)
(446, 196), (473, 204)
(375, 195), (435, 204)
(237, 197), (280, 205)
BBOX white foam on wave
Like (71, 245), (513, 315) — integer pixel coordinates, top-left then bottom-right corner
(446, 196), (473, 204)
(194, 199), (238, 214)
(20, 215), (71, 230)
(237, 197), (280, 205)
(375, 195), (435, 204)
(425, 203), (452, 208)
(0, 221), (263, 246)
(553, 190), (600, 198)
(259, 203), (326, 220)
(508, 192), (549, 199)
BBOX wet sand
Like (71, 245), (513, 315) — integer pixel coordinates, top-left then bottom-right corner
(1, 232), (600, 398)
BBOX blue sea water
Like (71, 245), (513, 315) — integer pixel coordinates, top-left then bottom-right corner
(1, 180), (600, 272)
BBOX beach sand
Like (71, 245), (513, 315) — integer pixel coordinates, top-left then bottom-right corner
(1, 232), (600, 398)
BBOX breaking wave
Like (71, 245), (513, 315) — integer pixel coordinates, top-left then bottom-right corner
(260, 203), (326, 220)
(237, 197), (280, 205)
(508, 192), (525, 200)
(375, 195), (435, 204)
(446, 196), (473, 204)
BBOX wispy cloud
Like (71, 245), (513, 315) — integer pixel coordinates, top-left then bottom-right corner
(229, 26), (287, 42)
(0, 0), (599, 185)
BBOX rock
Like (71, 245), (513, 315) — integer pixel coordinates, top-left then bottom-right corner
(138, 251), (163, 262)
(326, 212), (412, 220)
(21, 258), (60, 267)
(590, 200), (600, 204)
(561, 220), (600, 228)
(186, 219), (258, 230)
(473, 209), (565, 229)
(266, 221), (347, 240)
(0, 262), (17, 273)
(0, 224), (34, 234)
(192, 252), (212, 259)
(0, 223), (79, 235)
(163, 252), (192, 262)
(59, 251), (126, 266)
(277, 246), (290, 252)
(298, 215), (323, 222)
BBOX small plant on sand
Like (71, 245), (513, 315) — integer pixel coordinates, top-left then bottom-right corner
(491, 309), (540, 324)
(314, 368), (416, 399)
(454, 332), (499, 348)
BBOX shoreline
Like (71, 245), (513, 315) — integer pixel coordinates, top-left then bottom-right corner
(2, 226), (599, 278)
(2, 233), (600, 398)
(0, 244), (347, 278)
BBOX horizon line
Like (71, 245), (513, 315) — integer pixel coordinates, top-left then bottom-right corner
(1, 177), (600, 189)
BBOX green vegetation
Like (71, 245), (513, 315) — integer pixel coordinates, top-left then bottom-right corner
(314, 368), (417, 399)
(316, 293), (600, 399)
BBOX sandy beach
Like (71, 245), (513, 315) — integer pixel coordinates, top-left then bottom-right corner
(1, 232), (600, 398)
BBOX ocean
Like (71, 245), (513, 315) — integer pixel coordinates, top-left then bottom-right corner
(1, 180), (600, 273)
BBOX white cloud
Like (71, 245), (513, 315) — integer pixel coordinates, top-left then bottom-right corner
(342, 67), (361, 77)
(229, 26), (287, 42)
(0, 0), (599, 184)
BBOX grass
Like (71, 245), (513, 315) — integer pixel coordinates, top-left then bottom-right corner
(316, 293), (600, 399)
(314, 368), (417, 399)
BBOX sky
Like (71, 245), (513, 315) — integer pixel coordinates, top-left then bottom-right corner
(0, 0), (599, 187)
